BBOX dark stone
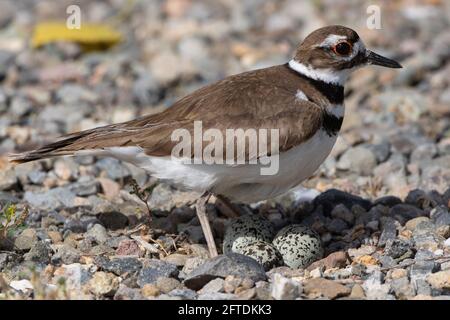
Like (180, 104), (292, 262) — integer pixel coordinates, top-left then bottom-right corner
(326, 218), (348, 234)
(184, 253), (266, 291)
(98, 211), (129, 230)
(430, 205), (450, 227)
(313, 189), (372, 215)
(96, 256), (143, 276)
(389, 204), (425, 220)
(384, 239), (412, 259)
(378, 217), (397, 247)
(373, 196), (402, 207)
(23, 241), (51, 264)
(137, 259), (179, 287)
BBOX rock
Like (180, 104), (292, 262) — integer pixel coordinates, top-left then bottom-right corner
(427, 270), (450, 290)
(272, 225), (323, 269)
(162, 254), (189, 267)
(327, 218), (349, 234)
(116, 239), (142, 256)
(198, 278), (225, 294)
(378, 217), (397, 247)
(313, 189), (371, 214)
(88, 272), (119, 297)
(97, 178), (121, 200)
(303, 278), (351, 299)
(271, 273), (302, 300)
(137, 260), (179, 287)
(239, 240), (283, 271)
(156, 277), (183, 294)
(184, 254), (266, 291)
(405, 217), (431, 231)
(114, 284), (145, 300)
(391, 277), (416, 299)
(390, 204), (425, 220)
(330, 204), (354, 225)
(222, 214), (274, 254)
(97, 256), (142, 276)
(98, 211), (129, 230)
(14, 228), (38, 251)
(24, 187), (76, 210)
(430, 206), (450, 227)
(336, 146), (377, 176)
(0, 252), (20, 271)
(24, 241), (51, 264)
(169, 288), (198, 300)
(349, 284), (365, 299)
(306, 251), (348, 271)
(348, 245), (377, 259)
(0, 169), (18, 190)
(10, 279), (33, 294)
(51, 244), (81, 264)
(198, 292), (237, 300)
(47, 231), (63, 244)
(362, 271), (392, 300)
(96, 158), (130, 180)
(384, 239), (412, 259)
(141, 284), (160, 297)
(411, 260), (439, 284)
(86, 224), (109, 244)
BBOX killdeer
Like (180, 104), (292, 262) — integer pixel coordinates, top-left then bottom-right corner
(10, 25), (402, 257)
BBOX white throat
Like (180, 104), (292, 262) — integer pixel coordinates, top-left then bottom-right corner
(288, 59), (351, 86)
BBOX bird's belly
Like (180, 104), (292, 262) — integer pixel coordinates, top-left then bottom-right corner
(103, 129), (337, 203)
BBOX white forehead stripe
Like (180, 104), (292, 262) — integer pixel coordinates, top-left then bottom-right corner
(295, 90), (308, 101)
(288, 59), (349, 86)
(319, 34), (347, 48)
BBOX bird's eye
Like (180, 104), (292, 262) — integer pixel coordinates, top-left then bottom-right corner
(333, 42), (352, 55)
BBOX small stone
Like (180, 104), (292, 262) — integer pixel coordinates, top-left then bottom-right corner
(348, 246), (377, 259)
(137, 260), (179, 287)
(349, 284), (365, 299)
(271, 273), (302, 300)
(98, 211), (128, 231)
(198, 292), (236, 300)
(96, 256), (142, 276)
(51, 244), (81, 264)
(116, 239), (142, 256)
(156, 277), (183, 294)
(10, 279), (33, 294)
(162, 254), (189, 266)
(389, 268), (408, 280)
(303, 278), (351, 299)
(169, 288), (198, 300)
(384, 239), (412, 259)
(330, 204), (354, 225)
(86, 224), (109, 244)
(336, 146), (377, 176)
(378, 218), (398, 247)
(184, 254), (266, 291)
(141, 284), (160, 297)
(306, 251), (348, 271)
(405, 217), (430, 231)
(88, 272), (119, 297)
(24, 241), (51, 264)
(47, 231), (63, 244)
(391, 277), (416, 299)
(223, 275), (242, 294)
(114, 284), (145, 300)
(427, 270), (450, 290)
(97, 178), (121, 200)
(0, 169), (18, 190)
(198, 278), (225, 294)
(14, 228), (38, 251)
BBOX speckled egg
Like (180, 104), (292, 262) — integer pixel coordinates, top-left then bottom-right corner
(223, 214), (275, 254)
(239, 240), (284, 271)
(272, 224), (324, 269)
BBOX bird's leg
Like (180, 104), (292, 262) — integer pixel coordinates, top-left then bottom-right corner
(215, 194), (242, 218)
(195, 192), (218, 258)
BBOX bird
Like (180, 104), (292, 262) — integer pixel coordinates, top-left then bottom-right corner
(10, 25), (402, 258)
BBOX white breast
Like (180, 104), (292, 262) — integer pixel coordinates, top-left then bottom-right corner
(91, 129), (337, 204)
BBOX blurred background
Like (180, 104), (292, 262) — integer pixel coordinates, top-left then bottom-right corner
(0, 0), (449, 201)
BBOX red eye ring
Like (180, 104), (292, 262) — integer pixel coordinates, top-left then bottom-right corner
(333, 41), (352, 55)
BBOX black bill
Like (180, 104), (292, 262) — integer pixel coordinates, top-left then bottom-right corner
(366, 50), (402, 68)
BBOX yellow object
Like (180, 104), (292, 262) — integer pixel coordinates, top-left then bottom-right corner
(32, 22), (122, 51)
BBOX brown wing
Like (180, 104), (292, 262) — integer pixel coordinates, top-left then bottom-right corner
(10, 65), (323, 163)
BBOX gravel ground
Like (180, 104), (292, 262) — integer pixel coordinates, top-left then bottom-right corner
(1, 0), (450, 300)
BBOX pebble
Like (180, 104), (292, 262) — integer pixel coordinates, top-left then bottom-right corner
(271, 273), (302, 300)
(88, 272), (119, 297)
(14, 228), (38, 251)
(184, 254), (266, 291)
(137, 260), (179, 287)
(303, 278), (351, 299)
(427, 270), (450, 290)
(86, 224), (109, 244)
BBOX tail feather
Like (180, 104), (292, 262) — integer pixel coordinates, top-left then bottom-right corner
(8, 132), (91, 164)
